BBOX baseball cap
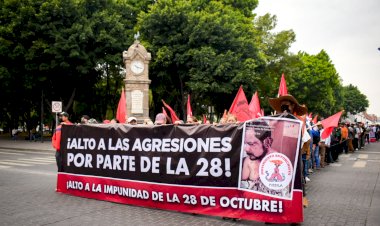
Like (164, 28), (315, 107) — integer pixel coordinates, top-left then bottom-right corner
(127, 117), (137, 123)
(59, 112), (69, 117)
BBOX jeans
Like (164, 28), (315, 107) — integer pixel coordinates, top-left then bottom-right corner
(313, 145), (320, 168)
(310, 142), (315, 169)
(302, 154), (309, 177)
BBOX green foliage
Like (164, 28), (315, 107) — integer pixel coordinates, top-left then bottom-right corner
(342, 84), (369, 114)
(0, 0), (370, 128)
(252, 13), (301, 112)
(138, 0), (263, 117)
(0, 0), (140, 128)
(287, 50), (343, 117)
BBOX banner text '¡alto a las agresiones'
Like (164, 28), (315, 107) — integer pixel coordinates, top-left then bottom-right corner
(66, 137), (232, 153)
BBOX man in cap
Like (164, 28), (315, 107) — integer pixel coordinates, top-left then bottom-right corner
(128, 117), (137, 125)
(52, 112), (73, 172)
(80, 115), (90, 124)
(268, 94), (308, 117)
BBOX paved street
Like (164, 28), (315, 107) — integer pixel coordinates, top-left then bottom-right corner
(0, 138), (379, 226)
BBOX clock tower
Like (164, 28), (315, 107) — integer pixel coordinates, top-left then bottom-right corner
(122, 40), (151, 123)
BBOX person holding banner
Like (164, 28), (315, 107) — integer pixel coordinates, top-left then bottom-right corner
(127, 117), (138, 125)
(268, 94), (307, 117)
(226, 114), (238, 124)
(154, 113), (167, 125)
(52, 112), (73, 172)
(268, 94), (309, 207)
(186, 116), (198, 124)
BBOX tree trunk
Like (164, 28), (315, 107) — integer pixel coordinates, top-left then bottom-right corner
(64, 88), (76, 112)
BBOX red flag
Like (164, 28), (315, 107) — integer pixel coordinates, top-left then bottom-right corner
(249, 91), (261, 119)
(321, 111), (343, 139)
(308, 112), (313, 118)
(229, 85), (251, 122)
(187, 94), (192, 117)
(162, 107), (169, 119)
(312, 114), (318, 124)
(203, 114), (207, 124)
(278, 73), (288, 96)
(222, 109), (227, 119)
(116, 88), (127, 123)
(162, 99), (180, 123)
(261, 109), (265, 117)
(296, 115), (307, 134)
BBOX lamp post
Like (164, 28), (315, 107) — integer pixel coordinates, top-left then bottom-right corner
(40, 90), (44, 143)
(208, 106), (214, 123)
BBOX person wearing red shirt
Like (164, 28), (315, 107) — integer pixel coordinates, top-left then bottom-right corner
(52, 112), (73, 172)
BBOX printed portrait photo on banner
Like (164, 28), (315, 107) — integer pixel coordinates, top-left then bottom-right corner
(239, 117), (301, 200)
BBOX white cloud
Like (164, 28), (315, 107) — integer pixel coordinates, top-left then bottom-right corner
(255, 0), (380, 116)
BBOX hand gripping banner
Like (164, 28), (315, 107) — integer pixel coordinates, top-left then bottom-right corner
(56, 116), (303, 223)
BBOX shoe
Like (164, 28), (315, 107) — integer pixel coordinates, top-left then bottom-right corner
(305, 177), (311, 182)
(355, 148), (358, 151)
(308, 169), (313, 173)
(303, 197), (309, 208)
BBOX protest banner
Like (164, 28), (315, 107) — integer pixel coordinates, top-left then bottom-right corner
(56, 117), (303, 223)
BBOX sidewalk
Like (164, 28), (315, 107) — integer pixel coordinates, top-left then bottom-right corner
(303, 141), (380, 226)
(0, 136), (54, 152)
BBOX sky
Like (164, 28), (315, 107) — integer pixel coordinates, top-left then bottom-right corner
(254, 0), (380, 116)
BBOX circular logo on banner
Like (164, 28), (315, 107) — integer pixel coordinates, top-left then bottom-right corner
(259, 153), (293, 191)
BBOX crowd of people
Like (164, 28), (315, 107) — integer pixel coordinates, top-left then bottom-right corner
(302, 120), (380, 184)
(75, 112), (238, 126)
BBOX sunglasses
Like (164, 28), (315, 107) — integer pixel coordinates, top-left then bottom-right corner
(281, 105), (290, 112)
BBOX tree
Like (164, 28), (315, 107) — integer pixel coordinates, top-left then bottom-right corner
(137, 0), (263, 118)
(0, 0), (367, 128)
(252, 13), (301, 112)
(342, 84), (369, 114)
(0, 0), (145, 130)
(287, 50), (343, 117)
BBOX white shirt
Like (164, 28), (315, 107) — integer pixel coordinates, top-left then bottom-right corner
(320, 129), (331, 146)
(355, 127), (360, 138)
(301, 129), (311, 147)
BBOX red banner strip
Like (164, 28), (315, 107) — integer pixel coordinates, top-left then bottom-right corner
(57, 173), (303, 223)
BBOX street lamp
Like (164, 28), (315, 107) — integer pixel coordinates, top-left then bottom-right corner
(40, 90), (44, 143)
(207, 106), (214, 123)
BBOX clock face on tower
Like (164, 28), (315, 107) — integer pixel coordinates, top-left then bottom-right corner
(131, 60), (145, 75)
